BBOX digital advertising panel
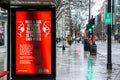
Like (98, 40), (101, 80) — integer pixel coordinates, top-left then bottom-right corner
(10, 5), (56, 80)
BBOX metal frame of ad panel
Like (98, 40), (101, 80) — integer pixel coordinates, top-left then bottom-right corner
(10, 5), (56, 80)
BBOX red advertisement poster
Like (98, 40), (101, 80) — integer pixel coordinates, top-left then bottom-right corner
(16, 11), (51, 74)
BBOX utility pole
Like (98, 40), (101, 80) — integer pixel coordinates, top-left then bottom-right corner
(107, 0), (112, 70)
(69, 0), (72, 34)
(89, 0), (91, 22)
(88, 0), (91, 39)
(62, 16), (65, 50)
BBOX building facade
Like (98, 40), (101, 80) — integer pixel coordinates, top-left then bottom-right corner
(115, 0), (120, 41)
(0, 7), (7, 46)
(96, 0), (120, 41)
(56, 0), (71, 40)
(95, 1), (107, 41)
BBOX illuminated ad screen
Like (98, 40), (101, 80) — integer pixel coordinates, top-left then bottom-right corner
(15, 11), (52, 74)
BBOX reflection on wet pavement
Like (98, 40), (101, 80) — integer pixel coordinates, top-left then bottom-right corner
(56, 43), (120, 80)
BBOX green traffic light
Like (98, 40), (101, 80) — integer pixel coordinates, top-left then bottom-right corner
(92, 25), (95, 28)
(89, 28), (92, 32)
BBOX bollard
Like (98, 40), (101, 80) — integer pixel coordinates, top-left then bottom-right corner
(84, 39), (89, 51)
(84, 39), (87, 51)
(0, 41), (4, 46)
(62, 45), (65, 50)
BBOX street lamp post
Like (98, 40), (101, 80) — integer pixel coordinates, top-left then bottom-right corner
(69, 0), (72, 34)
(107, 0), (112, 70)
(89, 0), (91, 22)
(62, 16), (65, 50)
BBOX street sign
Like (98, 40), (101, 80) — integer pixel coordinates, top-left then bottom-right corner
(104, 12), (112, 25)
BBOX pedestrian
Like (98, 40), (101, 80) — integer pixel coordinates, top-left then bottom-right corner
(59, 37), (61, 42)
(67, 35), (73, 45)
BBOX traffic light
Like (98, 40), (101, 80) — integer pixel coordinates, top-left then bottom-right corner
(91, 18), (95, 29)
(92, 25), (95, 28)
(87, 18), (95, 33)
(88, 28), (92, 32)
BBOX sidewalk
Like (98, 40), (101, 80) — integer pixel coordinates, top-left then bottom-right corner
(56, 41), (120, 80)
(114, 70), (120, 80)
(96, 41), (120, 80)
(0, 42), (120, 80)
(0, 46), (7, 80)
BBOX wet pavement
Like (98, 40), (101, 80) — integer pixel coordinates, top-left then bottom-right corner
(0, 41), (120, 80)
(0, 46), (7, 80)
(56, 41), (120, 80)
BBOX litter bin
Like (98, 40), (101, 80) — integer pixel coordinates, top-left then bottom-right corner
(90, 43), (97, 55)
